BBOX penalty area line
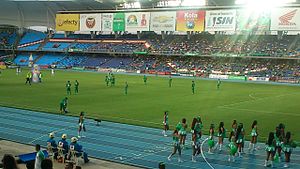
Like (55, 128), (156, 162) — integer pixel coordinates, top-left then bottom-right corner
(201, 137), (214, 169)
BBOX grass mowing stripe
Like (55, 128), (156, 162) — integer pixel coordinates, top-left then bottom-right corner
(0, 69), (299, 141)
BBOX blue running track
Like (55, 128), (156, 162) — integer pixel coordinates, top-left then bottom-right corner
(0, 106), (299, 169)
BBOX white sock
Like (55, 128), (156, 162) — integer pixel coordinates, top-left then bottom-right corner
(178, 156), (182, 162)
(248, 143), (252, 150)
(215, 143), (219, 149)
(270, 161), (273, 167)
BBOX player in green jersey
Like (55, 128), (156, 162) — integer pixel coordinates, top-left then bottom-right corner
(217, 79), (221, 89)
(74, 80), (79, 94)
(192, 81), (195, 94)
(111, 75), (115, 87)
(143, 75), (147, 85)
(59, 97), (68, 114)
(169, 76), (172, 88)
(66, 81), (71, 95)
(105, 75), (109, 86)
(124, 82), (128, 95)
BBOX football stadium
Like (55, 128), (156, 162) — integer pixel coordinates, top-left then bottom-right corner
(0, 0), (300, 169)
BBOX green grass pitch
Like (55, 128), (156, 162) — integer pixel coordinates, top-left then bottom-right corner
(0, 68), (299, 142)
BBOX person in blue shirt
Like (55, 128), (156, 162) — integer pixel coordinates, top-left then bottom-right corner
(47, 133), (57, 148)
(70, 137), (89, 163)
(58, 134), (69, 155)
(47, 132), (58, 159)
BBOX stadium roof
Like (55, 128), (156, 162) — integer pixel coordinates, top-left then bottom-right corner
(0, 0), (300, 28)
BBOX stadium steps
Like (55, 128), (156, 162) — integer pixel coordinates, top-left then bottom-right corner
(13, 32), (21, 48)
(37, 37), (49, 50)
(98, 57), (113, 67)
(287, 36), (299, 52)
(33, 53), (45, 64)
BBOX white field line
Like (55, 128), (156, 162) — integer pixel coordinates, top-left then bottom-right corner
(200, 137), (215, 169)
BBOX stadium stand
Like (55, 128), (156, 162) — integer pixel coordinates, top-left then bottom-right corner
(57, 55), (88, 67)
(43, 42), (72, 51)
(100, 57), (133, 69)
(19, 30), (46, 45)
(80, 56), (112, 67)
(13, 54), (38, 66)
(0, 31), (17, 48)
(35, 54), (64, 66)
(0, 29), (298, 80)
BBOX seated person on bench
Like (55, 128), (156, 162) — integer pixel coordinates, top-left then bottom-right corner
(58, 134), (69, 156)
(47, 132), (58, 159)
(70, 137), (89, 163)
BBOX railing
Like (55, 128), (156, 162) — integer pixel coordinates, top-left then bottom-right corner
(2, 45), (300, 60)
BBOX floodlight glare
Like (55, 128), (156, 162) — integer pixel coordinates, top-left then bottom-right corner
(237, 0), (297, 13)
(124, 1), (141, 9)
(181, 0), (206, 7)
(235, 0), (296, 5)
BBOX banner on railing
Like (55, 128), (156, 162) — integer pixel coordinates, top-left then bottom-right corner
(102, 13), (113, 32)
(248, 77), (270, 82)
(205, 10), (236, 31)
(56, 14), (80, 31)
(209, 74), (228, 79)
(228, 75), (245, 80)
(150, 12), (176, 31)
(113, 13), (125, 31)
(80, 14), (101, 31)
(176, 10), (205, 32)
(125, 12), (150, 32)
(271, 8), (300, 30)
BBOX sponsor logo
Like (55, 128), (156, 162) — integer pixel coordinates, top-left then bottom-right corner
(279, 9), (297, 26)
(153, 16), (173, 23)
(57, 19), (78, 26)
(127, 15), (138, 25)
(211, 17), (234, 26)
(184, 13), (198, 19)
(102, 14), (112, 19)
(183, 13), (199, 29)
(85, 17), (96, 29)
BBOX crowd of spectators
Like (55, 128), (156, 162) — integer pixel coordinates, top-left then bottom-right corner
(0, 30), (16, 49)
(128, 56), (300, 78)
(1, 29), (299, 57)
(62, 34), (299, 58)
(147, 34), (300, 57)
